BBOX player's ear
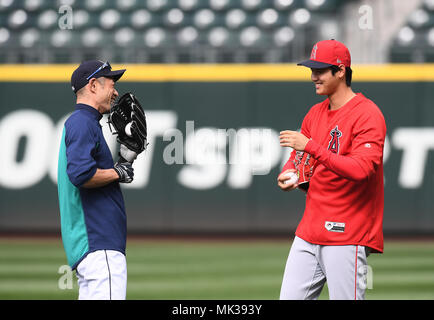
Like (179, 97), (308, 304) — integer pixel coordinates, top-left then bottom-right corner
(338, 64), (346, 80)
(88, 78), (98, 93)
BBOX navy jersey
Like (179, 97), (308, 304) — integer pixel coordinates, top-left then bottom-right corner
(57, 104), (126, 269)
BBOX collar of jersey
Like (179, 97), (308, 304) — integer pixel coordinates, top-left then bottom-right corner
(75, 103), (103, 121)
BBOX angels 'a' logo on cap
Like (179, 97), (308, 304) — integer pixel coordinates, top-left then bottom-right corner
(311, 44), (318, 60)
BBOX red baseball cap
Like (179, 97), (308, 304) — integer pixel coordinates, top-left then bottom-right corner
(297, 39), (351, 69)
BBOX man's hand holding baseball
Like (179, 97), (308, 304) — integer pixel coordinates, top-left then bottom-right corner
(114, 161), (134, 183)
(279, 130), (309, 151)
(277, 169), (299, 192)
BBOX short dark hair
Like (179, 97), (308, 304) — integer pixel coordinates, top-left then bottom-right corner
(330, 65), (352, 87)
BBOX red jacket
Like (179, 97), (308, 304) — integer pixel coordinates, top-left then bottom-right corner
(282, 93), (386, 253)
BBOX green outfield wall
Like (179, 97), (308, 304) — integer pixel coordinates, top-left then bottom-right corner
(0, 64), (433, 234)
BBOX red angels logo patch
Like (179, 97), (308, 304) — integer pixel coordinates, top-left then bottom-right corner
(327, 126), (342, 154)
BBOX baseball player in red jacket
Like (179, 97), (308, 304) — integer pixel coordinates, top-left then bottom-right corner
(277, 40), (386, 300)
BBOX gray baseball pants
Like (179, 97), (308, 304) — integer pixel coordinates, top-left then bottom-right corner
(280, 236), (370, 300)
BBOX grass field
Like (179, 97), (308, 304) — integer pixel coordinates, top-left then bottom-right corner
(0, 237), (433, 300)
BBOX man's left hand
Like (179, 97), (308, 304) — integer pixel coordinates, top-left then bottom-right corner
(279, 130), (309, 151)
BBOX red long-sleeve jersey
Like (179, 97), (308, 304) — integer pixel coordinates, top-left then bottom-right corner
(282, 93), (386, 253)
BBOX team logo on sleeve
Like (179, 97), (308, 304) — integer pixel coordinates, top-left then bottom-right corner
(327, 126), (342, 154)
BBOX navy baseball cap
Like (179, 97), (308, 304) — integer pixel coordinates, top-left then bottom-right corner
(71, 60), (126, 93)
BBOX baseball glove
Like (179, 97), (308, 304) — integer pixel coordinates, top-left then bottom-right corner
(108, 92), (148, 163)
(293, 151), (317, 192)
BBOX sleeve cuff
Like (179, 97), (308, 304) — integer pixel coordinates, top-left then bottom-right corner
(304, 139), (317, 155)
(69, 166), (97, 188)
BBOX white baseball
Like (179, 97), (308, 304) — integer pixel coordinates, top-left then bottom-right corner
(125, 122), (133, 137)
(284, 172), (298, 185)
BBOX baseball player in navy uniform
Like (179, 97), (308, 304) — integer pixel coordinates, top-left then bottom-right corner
(57, 60), (134, 300)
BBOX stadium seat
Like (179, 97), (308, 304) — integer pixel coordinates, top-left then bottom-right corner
(241, 0), (267, 11)
(115, 0), (137, 12)
(289, 8), (311, 27)
(209, 0), (231, 11)
(50, 28), (79, 47)
(113, 26), (136, 47)
(163, 8), (191, 29)
(424, 0), (434, 11)
(193, 8), (220, 30)
(130, 9), (162, 29)
(178, 0), (204, 11)
(19, 27), (41, 47)
(426, 26), (434, 46)
(225, 9), (254, 30)
(176, 25), (201, 46)
(0, 27), (12, 46)
(304, 0), (340, 12)
(23, 0), (52, 12)
(70, 10), (92, 30)
(256, 8), (283, 29)
(85, 0), (109, 12)
(0, 0), (20, 12)
(81, 27), (108, 47)
(239, 26), (271, 48)
(389, 0), (434, 62)
(0, 0), (359, 63)
(273, 0), (298, 11)
(37, 9), (59, 30)
(143, 27), (173, 48)
(8, 9), (32, 30)
(273, 26), (295, 47)
(99, 9), (125, 30)
(207, 26), (238, 48)
(408, 8), (434, 29)
(146, 0), (170, 12)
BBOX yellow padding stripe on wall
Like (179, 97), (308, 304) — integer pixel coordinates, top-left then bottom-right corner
(0, 64), (433, 82)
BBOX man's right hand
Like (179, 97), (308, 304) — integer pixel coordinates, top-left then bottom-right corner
(113, 162), (134, 183)
(277, 169), (298, 192)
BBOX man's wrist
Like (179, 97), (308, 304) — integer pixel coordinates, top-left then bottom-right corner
(304, 139), (315, 153)
(119, 144), (138, 163)
(111, 168), (121, 181)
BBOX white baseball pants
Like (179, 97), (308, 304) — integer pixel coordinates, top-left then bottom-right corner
(280, 236), (370, 300)
(76, 250), (127, 300)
